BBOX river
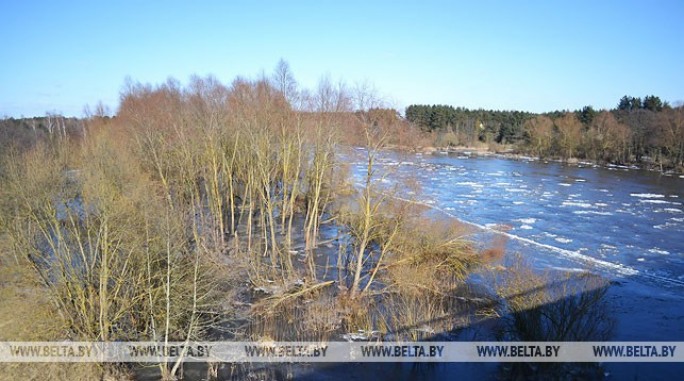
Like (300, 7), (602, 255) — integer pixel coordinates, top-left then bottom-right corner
(347, 148), (684, 289)
(338, 148), (684, 380)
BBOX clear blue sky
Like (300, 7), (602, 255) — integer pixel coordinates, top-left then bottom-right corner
(1, 0), (683, 117)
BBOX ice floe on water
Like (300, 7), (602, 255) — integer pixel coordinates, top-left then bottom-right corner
(516, 218), (537, 224)
(455, 181), (484, 187)
(456, 194), (477, 199)
(559, 183), (572, 187)
(573, 211), (614, 216)
(562, 201), (594, 208)
(512, 201), (525, 205)
(653, 224), (673, 229)
(648, 248), (670, 255)
(550, 266), (587, 273)
(630, 193), (665, 198)
(519, 225), (533, 230)
(555, 237), (573, 244)
(639, 199), (671, 204)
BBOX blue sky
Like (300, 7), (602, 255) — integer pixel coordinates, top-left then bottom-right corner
(1, 0), (683, 117)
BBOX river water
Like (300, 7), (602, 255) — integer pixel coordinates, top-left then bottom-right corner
(347, 148), (684, 289)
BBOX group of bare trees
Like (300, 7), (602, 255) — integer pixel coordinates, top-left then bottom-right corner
(0, 61), (499, 379)
(524, 107), (684, 168)
(524, 111), (633, 164)
(0, 61), (366, 378)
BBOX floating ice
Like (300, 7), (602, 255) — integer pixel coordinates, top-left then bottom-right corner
(517, 218), (537, 224)
(562, 201), (594, 208)
(559, 183), (572, 187)
(550, 266), (587, 273)
(648, 248), (670, 255)
(573, 211), (613, 216)
(555, 237), (573, 244)
(639, 200), (671, 204)
(630, 193), (665, 198)
(455, 181), (484, 187)
(519, 225), (533, 230)
(342, 330), (381, 341)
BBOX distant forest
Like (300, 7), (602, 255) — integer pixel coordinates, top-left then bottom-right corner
(405, 95), (684, 170)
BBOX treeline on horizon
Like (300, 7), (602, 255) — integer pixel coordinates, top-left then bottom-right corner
(405, 95), (684, 170)
(2, 85), (683, 171)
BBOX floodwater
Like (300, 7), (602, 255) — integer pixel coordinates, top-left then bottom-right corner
(142, 149), (684, 380)
(339, 148), (684, 380)
(347, 148), (684, 289)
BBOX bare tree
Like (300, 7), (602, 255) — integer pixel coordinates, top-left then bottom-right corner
(272, 58), (299, 107)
